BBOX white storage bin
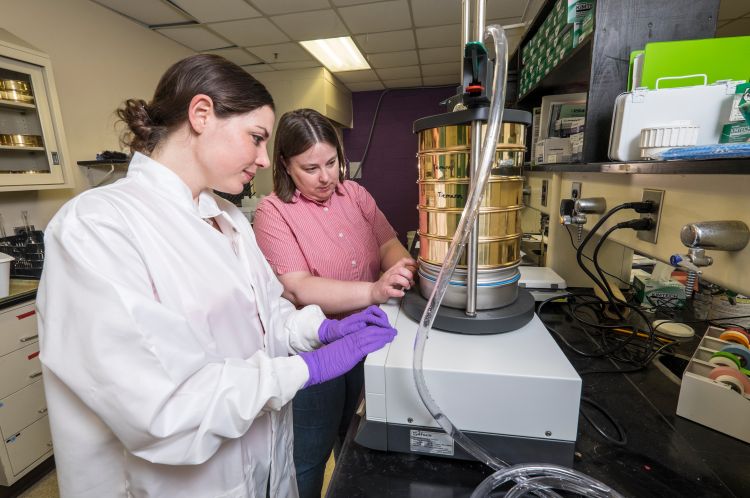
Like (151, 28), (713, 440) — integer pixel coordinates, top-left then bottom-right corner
(0, 252), (12, 298)
(676, 326), (750, 443)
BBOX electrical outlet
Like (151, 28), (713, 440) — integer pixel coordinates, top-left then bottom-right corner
(541, 179), (548, 207)
(637, 189), (665, 243)
(571, 182), (582, 200)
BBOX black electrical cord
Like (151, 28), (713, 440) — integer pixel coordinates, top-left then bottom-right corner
(579, 396), (628, 446)
(574, 202), (655, 319)
(538, 293), (666, 366)
(591, 219), (654, 316)
(539, 289), (677, 382)
(564, 225), (633, 290)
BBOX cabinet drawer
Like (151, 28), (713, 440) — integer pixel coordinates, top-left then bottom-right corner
(0, 343), (42, 399)
(0, 303), (38, 357)
(0, 380), (46, 439)
(4, 415), (52, 476)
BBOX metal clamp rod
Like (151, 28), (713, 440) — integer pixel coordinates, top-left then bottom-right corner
(466, 120), (482, 317)
(680, 220), (750, 251)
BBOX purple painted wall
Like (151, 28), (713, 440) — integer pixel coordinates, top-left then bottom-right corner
(343, 87), (456, 245)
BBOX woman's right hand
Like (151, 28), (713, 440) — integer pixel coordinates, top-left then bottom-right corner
(370, 257), (417, 303)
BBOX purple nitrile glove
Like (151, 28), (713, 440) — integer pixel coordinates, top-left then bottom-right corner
(317, 305), (391, 344)
(300, 325), (397, 387)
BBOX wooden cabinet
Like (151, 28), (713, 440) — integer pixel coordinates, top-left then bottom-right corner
(0, 28), (73, 191)
(0, 300), (52, 487)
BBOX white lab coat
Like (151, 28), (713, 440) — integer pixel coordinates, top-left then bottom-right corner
(37, 153), (325, 498)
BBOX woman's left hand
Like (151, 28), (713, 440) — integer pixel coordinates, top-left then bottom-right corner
(370, 257), (417, 303)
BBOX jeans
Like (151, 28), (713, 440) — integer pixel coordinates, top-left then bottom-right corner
(293, 362), (363, 498)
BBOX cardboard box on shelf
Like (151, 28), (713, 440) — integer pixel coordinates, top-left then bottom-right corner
(535, 137), (572, 164)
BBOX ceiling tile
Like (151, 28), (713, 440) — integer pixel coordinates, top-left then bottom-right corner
(415, 24), (460, 49)
(270, 61), (323, 70)
(331, 0), (379, 6)
(354, 30), (415, 53)
(338, 1), (413, 34)
(423, 74), (459, 86)
(486, 0), (527, 20)
(210, 18), (289, 46)
(718, 1), (750, 20)
(204, 47), (261, 65)
(156, 26), (229, 51)
(383, 77), (422, 88)
(250, 0), (330, 15)
(411, 0), (461, 28)
(248, 42), (314, 63)
(93, 0), (191, 25)
(375, 66), (420, 80)
(421, 62), (457, 77)
(367, 50), (418, 69)
(171, 0), (260, 23)
(419, 46), (456, 64)
(243, 63), (276, 74)
(272, 10), (349, 41)
(346, 81), (385, 92)
(717, 17), (750, 37)
(333, 69), (379, 83)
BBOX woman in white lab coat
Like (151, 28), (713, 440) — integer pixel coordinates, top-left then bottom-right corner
(36, 54), (396, 498)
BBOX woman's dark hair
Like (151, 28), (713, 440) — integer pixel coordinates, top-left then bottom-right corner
(273, 108), (346, 202)
(117, 54), (274, 155)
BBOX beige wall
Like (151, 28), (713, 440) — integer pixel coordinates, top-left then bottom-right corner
(253, 67), (352, 196)
(0, 0), (191, 231)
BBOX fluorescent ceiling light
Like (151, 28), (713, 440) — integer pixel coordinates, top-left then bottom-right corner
(299, 37), (370, 72)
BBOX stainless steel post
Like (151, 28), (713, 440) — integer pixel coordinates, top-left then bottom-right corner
(465, 0), (486, 317)
(461, 0), (470, 83)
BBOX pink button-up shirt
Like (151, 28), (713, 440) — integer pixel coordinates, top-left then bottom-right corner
(253, 181), (397, 287)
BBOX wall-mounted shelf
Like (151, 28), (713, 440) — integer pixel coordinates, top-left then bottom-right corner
(527, 158), (750, 175)
(0, 145), (44, 151)
(77, 159), (129, 188)
(510, 0), (720, 163)
(517, 38), (591, 106)
(0, 99), (36, 110)
(77, 159), (129, 166)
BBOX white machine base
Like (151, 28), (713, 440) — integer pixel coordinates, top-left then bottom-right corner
(356, 298), (582, 466)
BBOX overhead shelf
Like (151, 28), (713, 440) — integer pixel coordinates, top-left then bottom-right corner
(0, 145), (44, 151)
(517, 38), (592, 106)
(526, 158), (750, 175)
(0, 98), (36, 110)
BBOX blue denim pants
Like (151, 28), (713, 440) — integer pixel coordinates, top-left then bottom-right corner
(293, 361), (364, 498)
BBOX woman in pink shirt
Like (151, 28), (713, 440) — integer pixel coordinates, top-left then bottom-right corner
(253, 108), (415, 498)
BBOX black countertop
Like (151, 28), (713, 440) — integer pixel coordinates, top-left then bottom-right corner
(0, 278), (38, 309)
(326, 302), (750, 498)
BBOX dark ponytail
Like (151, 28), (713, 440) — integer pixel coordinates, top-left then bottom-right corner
(117, 54), (274, 155)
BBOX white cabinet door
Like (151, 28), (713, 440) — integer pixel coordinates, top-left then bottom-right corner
(0, 302), (38, 357)
(0, 380), (46, 438)
(4, 415), (52, 476)
(0, 343), (41, 400)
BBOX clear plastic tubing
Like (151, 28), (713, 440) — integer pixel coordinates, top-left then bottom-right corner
(412, 24), (624, 498)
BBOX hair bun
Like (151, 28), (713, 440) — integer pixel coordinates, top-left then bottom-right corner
(117, 98), (163, 154)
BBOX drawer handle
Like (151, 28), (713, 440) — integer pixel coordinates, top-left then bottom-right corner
(16, 310), (36, 320)
(19, 334), (39, 343)
(29, 371), (43, 379)
(38, 408), (48, 414)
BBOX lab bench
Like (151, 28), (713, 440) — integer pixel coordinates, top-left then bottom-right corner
(325, 301), (749, 498)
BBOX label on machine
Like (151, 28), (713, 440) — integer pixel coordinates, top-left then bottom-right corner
(409, 429), (454, 456)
